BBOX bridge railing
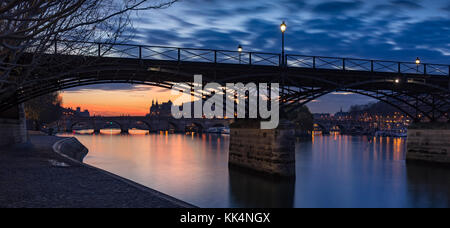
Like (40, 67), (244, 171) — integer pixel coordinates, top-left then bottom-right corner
(286, 54), (450, 76)
(53, 40), (449, 76)
(54, 40), (282, 66)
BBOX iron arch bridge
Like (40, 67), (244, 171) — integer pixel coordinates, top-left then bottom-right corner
(2, 40), (449, 122)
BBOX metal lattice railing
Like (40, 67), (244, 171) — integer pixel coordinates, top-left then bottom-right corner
(286, 54), (450, 76)
(52, 40), (450, 76)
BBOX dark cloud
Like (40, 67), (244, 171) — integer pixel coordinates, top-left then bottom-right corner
(443, 4), (450, 11)
(65, 84), (139, 92)
(390, 0), (423, 9)
(184, 8), (236, 18)
(312, 1), (363, 14)
(282, 0), (308, 12)
(65, 84), (161, 92)
(235, 5), (272, 14)
(190, 29), (252, 49)
(137, 0), (450, 66)
(307, 17), (365, 32)
(144, 29), (181, 46)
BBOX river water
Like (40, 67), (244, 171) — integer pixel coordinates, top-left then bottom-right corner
(59, 130), (450, 208)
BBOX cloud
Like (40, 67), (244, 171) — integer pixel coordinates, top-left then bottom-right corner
(443, 4), (450, 11)
(127, 0), (450, 64)
(144, 29), (182, 46)
(281, 0), (308, 12)
(312, 1), (363, 14)
(306, 93), (376, 113)
(64, 84), (160, 92)
(390, 0), (422, 9)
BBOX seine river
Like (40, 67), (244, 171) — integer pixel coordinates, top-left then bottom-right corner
(59, 130), (450, 208)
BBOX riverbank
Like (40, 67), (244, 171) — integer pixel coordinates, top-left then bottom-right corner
(0, 134), (195, 208)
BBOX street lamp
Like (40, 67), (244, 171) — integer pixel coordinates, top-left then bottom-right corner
(238, 45), (243, 64)
(416, 57), (421, 72)
(280, 21), (287, 66)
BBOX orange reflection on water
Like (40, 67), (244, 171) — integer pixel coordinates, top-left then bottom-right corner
(72, 133), (230, 200)
(100, 129), (121, 135)
(51, 132), (431, 208)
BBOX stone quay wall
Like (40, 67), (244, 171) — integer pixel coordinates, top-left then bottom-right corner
(406, 125), (450, 164)
(0, 105), (27, 147)
(53, 137), (89, 162)
(229, 127), (296, 177)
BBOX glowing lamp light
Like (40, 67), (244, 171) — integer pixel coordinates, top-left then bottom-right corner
(416, 57), (421, 65)
(237, 45), (243, 53)
(280, 21), (287, 33)
(395, 79), (400, 84)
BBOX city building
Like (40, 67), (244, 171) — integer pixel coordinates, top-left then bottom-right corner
(148, 100), (173, 117)
(62, 107), (90, 117)
(334, 107), (351, 120)
(313, 113), (331, 120)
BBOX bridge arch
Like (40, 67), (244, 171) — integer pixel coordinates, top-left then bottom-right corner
(283, 74), (449, 122)
(185, 122), (205, 133)
(331, 124), (346, 133)
(313, 123), (328, 133)
(1, 54), (448, 123)
(69, 121), (95, 132)
(128, 120), (153, 132)
(96, 120), (124, 132)
(168, 121), (183, 133)
(211, 123), (226, 128)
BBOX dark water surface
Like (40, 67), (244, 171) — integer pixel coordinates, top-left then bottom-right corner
(59, 130), (450, 208)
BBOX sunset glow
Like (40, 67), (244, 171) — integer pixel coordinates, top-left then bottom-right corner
(61, 85), (179, 116)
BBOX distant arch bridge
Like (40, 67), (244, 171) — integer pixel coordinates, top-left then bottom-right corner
(65, 116), (231, 134)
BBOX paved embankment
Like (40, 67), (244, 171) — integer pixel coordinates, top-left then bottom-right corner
(0, 135), (194, 208)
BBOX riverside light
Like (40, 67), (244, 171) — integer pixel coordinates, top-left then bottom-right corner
(238, 45), (243, 53)
(395, 79), (400, 84)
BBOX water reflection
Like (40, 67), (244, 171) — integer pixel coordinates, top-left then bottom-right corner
(229, 167), (295, 208)
(406, 162), (450, 208)
(58, 131), (450, 208)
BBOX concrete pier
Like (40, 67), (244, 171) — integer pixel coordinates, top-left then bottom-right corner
(0, 104), (27, 147)
(229, 120), (296, 177)
(406, 123), (450, 164)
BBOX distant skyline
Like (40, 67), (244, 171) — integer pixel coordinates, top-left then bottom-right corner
(62, 0), (450, 116)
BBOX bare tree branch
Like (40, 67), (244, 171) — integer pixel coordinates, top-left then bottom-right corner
(0, 0), (178, 104)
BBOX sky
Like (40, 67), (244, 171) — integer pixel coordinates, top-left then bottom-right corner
(61, 0), (450, 116)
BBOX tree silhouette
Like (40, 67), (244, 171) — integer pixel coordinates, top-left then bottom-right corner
(0, 0), (178, 110)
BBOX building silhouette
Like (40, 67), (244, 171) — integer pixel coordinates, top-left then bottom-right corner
(148, 100), (173, 117)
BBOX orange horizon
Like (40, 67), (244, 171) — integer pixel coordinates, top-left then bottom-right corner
(60, 85), (189, 117)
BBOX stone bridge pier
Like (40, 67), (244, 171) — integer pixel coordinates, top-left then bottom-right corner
(0, 104), (27, 146)
(406, 123), (450, 164)
(228, 120), (297, 177)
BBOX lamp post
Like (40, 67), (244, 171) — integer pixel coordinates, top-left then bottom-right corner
(280, 21), (287, 66)
(416, 57), (421, 72)
(238, 45), (243, 64)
